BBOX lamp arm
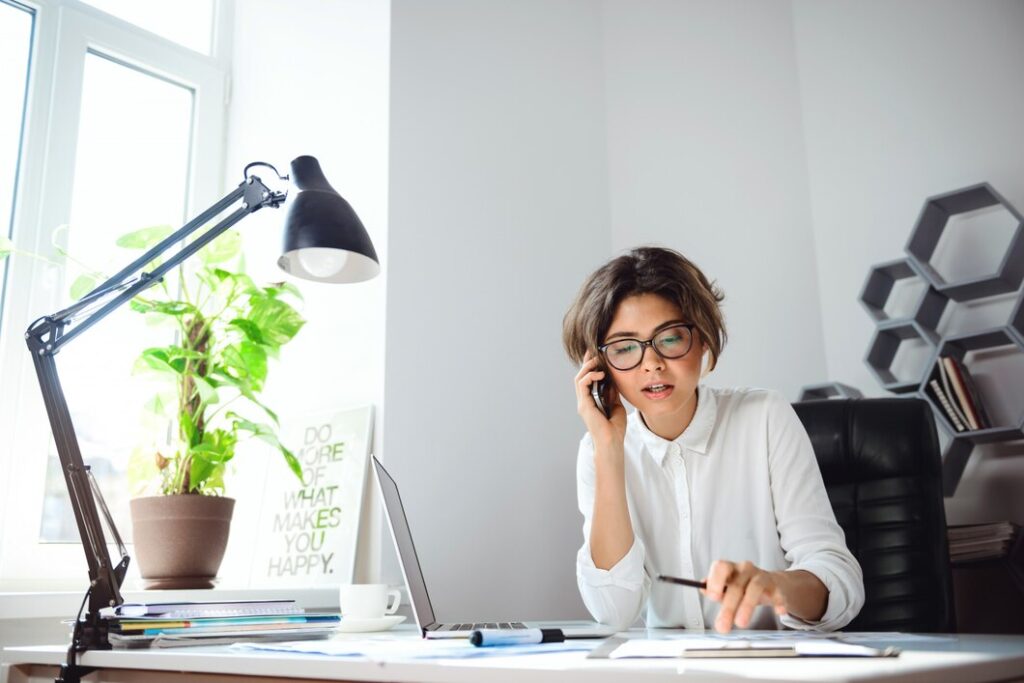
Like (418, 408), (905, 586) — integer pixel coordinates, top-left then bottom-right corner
(23, 173), (285, 666)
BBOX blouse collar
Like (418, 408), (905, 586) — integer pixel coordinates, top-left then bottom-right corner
(635, 385), (718, 466)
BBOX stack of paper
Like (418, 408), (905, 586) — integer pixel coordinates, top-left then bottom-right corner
(948, 522), (1019, 563)
(99, 600), (340, 648)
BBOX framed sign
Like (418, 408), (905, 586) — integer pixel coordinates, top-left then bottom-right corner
(248, 405), (373, 586)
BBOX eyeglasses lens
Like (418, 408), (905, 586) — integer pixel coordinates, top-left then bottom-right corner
(604, 326), (693, 370)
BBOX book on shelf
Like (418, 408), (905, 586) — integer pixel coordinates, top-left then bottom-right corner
(928, 379), (965, 432)
(100, 599), (302, 620)
(97, 599), (341, 649)
(110, 614), (341, 634)
(947, 355), (993, 429)
(941, 356), (993, 431)
(947, 521), (1018, 563)
(937, 359), (970, 429)
(108, 625), (340, 649)
(942, 356), (980, 430)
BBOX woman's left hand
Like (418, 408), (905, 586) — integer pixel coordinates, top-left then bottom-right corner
(703, 560), (788, 633)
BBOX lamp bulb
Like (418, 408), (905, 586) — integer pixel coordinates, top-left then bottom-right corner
(297, 248), (349, 279)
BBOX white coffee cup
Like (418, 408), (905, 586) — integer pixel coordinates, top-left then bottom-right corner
(339, 583), (401, 619)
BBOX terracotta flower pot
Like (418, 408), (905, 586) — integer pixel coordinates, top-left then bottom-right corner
(130, 495), (235, 589)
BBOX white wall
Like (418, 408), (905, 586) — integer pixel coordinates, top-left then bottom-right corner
(792, 0), (1024, 524)
(224, 0), (390, 585)
(384, 0), (1024, 623)
(602, 0), (827, 397)
(217, 0), (1024, 621)
(386, 0), (610, 620)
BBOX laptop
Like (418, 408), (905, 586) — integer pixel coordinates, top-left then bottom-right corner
(372, 456), (617, 639)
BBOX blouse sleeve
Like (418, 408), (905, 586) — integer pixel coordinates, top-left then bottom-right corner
(765, 392), (865, 631)
(575, 434), (649, 630)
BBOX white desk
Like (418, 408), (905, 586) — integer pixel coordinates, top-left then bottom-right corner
(4, 627), (1024, 683)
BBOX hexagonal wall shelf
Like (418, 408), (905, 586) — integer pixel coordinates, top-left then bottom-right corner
(906, 182), (1024, 301)
(1011, 290), (1024, 346)
(798, 382), (864, 401)
(865, 320), (939, 393)
(862, 183), (1024, 496)
(919, 327), (1023, 441)
(859, 258), (928, 323)
(912, 286), (950, 340)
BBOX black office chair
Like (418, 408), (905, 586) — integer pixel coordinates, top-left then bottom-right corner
(792, 398), (956, 633)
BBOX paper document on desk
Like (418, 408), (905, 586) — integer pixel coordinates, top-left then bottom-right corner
(233, 638), (596, 661)
(609, 638), (898, 659)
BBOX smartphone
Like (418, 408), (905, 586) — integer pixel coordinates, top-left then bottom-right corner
(591, 377), (611, 418)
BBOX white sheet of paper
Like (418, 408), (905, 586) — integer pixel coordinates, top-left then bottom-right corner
(610, 638), (893, 659)
(611, 639), (795, 659)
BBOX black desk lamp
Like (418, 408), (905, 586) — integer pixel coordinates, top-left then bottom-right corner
(24, 155), (379, 683)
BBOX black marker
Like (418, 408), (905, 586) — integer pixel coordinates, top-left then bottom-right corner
(657, 574), (707, 589)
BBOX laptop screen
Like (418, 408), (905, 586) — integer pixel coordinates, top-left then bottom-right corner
(372, 456), (437, 630)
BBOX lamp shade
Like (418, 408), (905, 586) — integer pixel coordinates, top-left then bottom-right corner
(277, 155), (380, 283)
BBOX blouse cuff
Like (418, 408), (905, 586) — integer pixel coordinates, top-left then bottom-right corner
(779, 563), (850, 632)
(577, 536), (646, 590)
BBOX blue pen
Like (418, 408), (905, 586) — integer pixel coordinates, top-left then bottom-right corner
(470, 628), (565, 647)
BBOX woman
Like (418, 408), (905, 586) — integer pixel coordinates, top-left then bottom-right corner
(562, 246), (863, 633)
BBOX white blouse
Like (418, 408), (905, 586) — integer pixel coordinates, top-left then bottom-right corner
(576, 385), (864, 632)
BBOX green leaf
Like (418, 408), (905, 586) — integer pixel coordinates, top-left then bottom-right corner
(231, 416), (303, 484)
(210, 370), (279, 426)
(223, 341), (268, 386)
(187, 429), (236, 492)
(126, 446), (161, 497)
(228, 318), (265, 344)
(69, 274), (102, 301)
(248, 297), (305, 347)
(199, 229), (241, 265)
(190, 374), (220, 407)
(0, 235), (13, 259)
(180, 410), (198, 447)
(116, 225), (174, 250)
(130, 298), (196, 317)
(138, 347), (180, 375)
(143, 394), (168, 417)
(265, 281), (304, 301)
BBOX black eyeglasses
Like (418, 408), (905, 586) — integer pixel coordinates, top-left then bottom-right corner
(598, 324), (697, 371)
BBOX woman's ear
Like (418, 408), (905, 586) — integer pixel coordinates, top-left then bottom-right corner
(700, 346), (714, 378)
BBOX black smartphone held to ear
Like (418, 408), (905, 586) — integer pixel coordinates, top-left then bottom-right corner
(591, 377), (611, 418)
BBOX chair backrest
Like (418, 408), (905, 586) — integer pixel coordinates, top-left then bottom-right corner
(792, 398), (956, 633)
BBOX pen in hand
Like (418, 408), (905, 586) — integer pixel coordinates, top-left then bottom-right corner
(657, 574), (707, 590)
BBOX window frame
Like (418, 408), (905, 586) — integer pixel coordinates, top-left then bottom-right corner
(0, 0), (233, 588)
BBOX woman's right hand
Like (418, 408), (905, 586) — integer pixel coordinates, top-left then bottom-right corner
(575, 350), (627, 450)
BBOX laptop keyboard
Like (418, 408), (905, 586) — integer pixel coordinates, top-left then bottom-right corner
(443, 622), (528, 631)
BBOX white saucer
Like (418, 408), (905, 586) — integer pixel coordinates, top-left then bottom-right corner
(336, 615), (406, 633)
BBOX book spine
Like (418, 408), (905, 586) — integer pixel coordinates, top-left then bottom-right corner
(943, 357), (980, 431)
(929, 379), (966, 432)
(949, 355), (992, 429)
(937, 358), (970, 428)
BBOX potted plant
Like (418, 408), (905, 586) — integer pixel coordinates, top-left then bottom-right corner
(96, 226), (306, 588)
(6, 228), (305, 587)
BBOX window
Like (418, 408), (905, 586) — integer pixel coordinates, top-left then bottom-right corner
(0, 0), (34, 338)
(78, 0), (215, 54)
(40, 52), (195, 542)
(0, 0), (228, 588)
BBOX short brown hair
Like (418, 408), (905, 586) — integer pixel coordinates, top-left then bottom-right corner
(562, 246), (727, 371)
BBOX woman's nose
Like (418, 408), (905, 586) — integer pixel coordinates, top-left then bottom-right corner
(640, 343), (665, 371)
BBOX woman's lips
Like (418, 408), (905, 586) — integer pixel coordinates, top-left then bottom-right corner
(642, 384), (674, 400)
